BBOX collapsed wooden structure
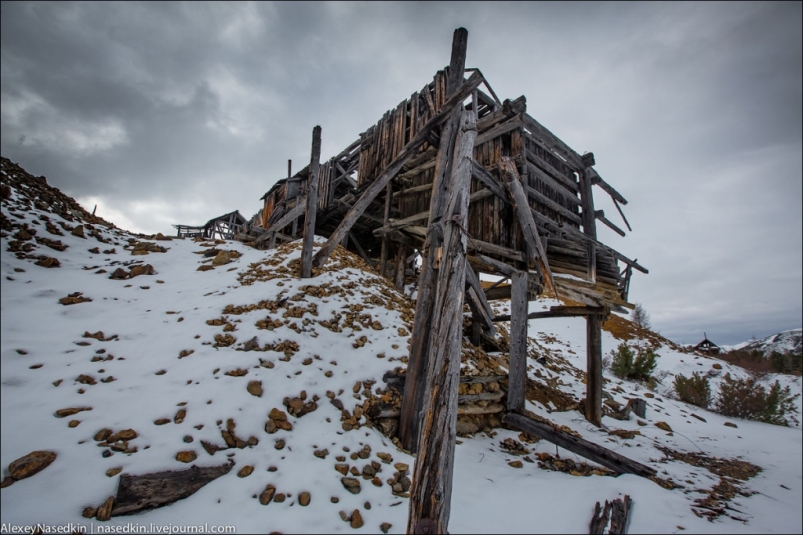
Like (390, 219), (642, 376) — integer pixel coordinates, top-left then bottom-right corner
(174, 210), (247, 241)
(239, 28), (650, 533)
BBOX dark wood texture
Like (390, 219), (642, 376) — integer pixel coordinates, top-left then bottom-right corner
(311, 71), (483, 269)
(493, 305), (608, 322)
(507, 269), (528, 412)
(407, 90), (475, 535)
(301, 126), (322, 278)
(502, 413), (657, 478)
(111, 463), (233, 516)
(586, 313), (603, 427)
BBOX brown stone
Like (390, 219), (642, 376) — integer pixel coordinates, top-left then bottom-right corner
(68, 420), (80, 428)
(221, 430), (237, 448)
(298, 491), (311, 506)
(55, 407), (92, 418)
(655, 421), (673, 433)
(712, 363), (722, 370)
(237, 465), (254, 478)
(314, 449), (329, 459)
(393, 462), (409, 472)
(724, 422), (738, 428)
(259, 484), (276, 505)
(247, 381), (263, 397)
(116, 429), (138, 440)
(269, 408), (287, 421)
(8, 450), (56, 480)
(71, 225), (85, 238)
(129, 264), (154, 278)
(109, 268), (129, 280)
(106, 467), (123, 477)
(0, 477), (13, 488)
(94, 428), (112, 441)
(154, 418), (170, 426)
(341, 477), (361, 494)
(350, 509), (364, 529)
(264, 420), (278, 434)
(273, 493), (286, 503)
(176, 451), (197, 463)
(274, 439), (285, 450)
(197, 264), (214, 272)
(35, 257), (60, 268)
(335, 463), (349, 475)
(372, 476), (382, 487)
(81, 506), (95, 518)
(174, 410), (186, 424)
(212, 251), (231, 266)
(96, 496), (114, 521)
(380, 522), (392, 534)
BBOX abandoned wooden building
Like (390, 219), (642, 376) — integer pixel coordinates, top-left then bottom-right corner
(695, 333), (722, 355)
(174, 210), (247, 241)
(238, 28), (651, 533)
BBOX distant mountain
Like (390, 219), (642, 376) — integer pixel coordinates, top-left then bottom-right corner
(731, 328), (802, 356)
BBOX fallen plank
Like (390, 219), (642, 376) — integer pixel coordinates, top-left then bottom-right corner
(111, 463), (233, 516)
(502, 413), (656, 478)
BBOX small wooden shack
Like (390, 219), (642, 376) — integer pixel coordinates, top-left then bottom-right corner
(174, 210), (247, 241)
(695, 333), (722, 355)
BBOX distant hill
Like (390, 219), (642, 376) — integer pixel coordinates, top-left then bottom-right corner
(731, 328), (802, 356)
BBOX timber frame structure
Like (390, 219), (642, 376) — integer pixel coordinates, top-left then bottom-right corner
(241, 28), (651, 533)
(174, 210), (248, 241)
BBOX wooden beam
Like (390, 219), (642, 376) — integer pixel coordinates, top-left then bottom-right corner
(499, 157), (557, 297)
(507, 270), (528, 412)
(586, 313), (603, 427)
(394, 243), (406, 291)
(301, 126), (322, 279)
(312, 71), (483, 269)
(349, 233), (376, 268)
(595, 210), (626, 237)
(493, 305), (609, 322)
(255, 202), (306, 245)
(407, 38), (473, 535)
(380, 182), (392, 277)
(589, 168), (628, 205)
(527, 184), (583, 225)
(612, 198), (632, 232)
(502, 413), (657, 478)
(471, 159), (508, 203)
(464, 265), (496, 337)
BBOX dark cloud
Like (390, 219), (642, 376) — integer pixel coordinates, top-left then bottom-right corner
(1, 1), (800, 345)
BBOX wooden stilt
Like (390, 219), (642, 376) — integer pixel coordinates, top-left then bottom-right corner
(507, 269), (528, 413)
(407, 104), (476, 535)
(399, 29), (470, 453)
(301, 126), (322, 278)
(586, 313), (602, 427)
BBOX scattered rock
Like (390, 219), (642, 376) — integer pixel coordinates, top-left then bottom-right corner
(341, 477), (361, 494)
(109, 267), (129, 280)
(712, 363), (722, 370)
(237, 465), (254, 478)
(81, 506), (95, 518)
(380, 522), (392, 534)
(176, 451), (197, 463)
(129, 264), (154, 278)
(275, 439), (286, 450)
(273, 493), (286, 503)
(299, 491), (311, 506)
(212, 251), (232, 266)
(55, 407), (91, 418)
(655, 421), (673, 433)
(197, 265), (215, 272)
(259, 484), (276, 505)
(690, 413), (707, 423)
(96, 496), (114, 521)
(154, 418), (170, 426)
(247, 381), (263, 397)
(94, 428), (112, 441)
(59, 293), (92, 305)
(71, 225), (86, 238)
(106, 467), (123, 477)
(1, 477), (14, 488)
(68, 420), (81, 428)
(508, 460), (523, 468)
(724, 422), (738, 428)
(350, 509), (364, 529)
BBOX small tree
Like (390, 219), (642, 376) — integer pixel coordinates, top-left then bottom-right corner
(610, 343), (658, 382)
(714, 373), (800, 426)
(673, 372), (712, 408)
(631, 303), (651, 331)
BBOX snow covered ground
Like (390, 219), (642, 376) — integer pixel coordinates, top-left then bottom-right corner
(1, 162), (801, 534)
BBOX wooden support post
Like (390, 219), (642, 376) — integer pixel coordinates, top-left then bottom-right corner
(268, 232), (276, 250)
(311, 71), (483, 269)
(394, 243), (406, 291)
(579, 155), (597, 283)
(586, 313), (602, 427)
(407, 104), (476, 535)
(380, 183), (392, 278)
(301, 126), (322, 278)
(507, 269), (528, 412)
(399, 31), (471, 454)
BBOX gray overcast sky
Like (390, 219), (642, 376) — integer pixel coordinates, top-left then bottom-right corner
(2, 1), (801, 345)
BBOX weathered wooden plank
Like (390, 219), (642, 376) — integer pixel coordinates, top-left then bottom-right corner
(523, 134), (580, 193)
(522, 113), (585, 171)
(301, 126), (322, 279)
(111, 463), (233, 516)
(474, 116), (524, 147)
(526, 161), (581, 203)
(394, 243), (406, 291)
(586, 313), (603, 427)
(527, 184), (583, 225)
(612, 198), (632, 232)
(499, 157), (556, 296)
(589, 168), (628, 205)
(255, 202), (306, 245)
(507, 270), (528, 412)
(471, 160), (508, 203)
(493, 305), (608, 322)
(502, 413), (657, 478)
(596, 210), (626, 237)
(407, 42), (473, 535)
(312, 72), (483, 270)
(349, 233), (376, 268)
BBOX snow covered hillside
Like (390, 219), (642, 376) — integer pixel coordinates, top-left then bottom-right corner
(1, 158), (801, 534)
(728, 329), (803, 356)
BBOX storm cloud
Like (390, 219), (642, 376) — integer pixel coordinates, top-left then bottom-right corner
(2, 1), (801, 345)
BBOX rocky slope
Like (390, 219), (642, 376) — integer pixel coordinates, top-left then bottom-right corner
(1, 157), (801, 534)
